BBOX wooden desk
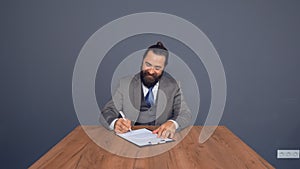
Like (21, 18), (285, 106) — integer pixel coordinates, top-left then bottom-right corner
(30, 126), (274, 169)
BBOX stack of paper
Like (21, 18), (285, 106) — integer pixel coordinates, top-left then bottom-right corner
(117, 128), (174, 147)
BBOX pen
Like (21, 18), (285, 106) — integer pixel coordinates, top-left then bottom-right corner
(119, 111), (132, 131)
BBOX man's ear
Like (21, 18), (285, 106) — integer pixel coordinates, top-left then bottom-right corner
(141, 59), (145, 68)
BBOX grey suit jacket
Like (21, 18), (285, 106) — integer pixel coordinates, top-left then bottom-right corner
(99, 72), (192, 131)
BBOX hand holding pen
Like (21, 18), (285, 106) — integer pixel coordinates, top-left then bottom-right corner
(114, 111), (132, 134)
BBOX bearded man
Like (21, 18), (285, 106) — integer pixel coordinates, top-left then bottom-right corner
(100, 42), (192, 139)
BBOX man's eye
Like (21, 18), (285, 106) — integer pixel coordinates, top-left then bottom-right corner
(155, 67), (161, 70)
(145, 63), (151, 67)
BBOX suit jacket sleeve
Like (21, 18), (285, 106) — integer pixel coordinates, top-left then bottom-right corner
(170, 84), (192, 131)
(99, 85), (123, 130)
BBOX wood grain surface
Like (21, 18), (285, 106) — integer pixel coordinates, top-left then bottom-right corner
(29, 126), (274, 169)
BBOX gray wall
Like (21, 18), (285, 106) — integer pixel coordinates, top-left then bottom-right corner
(1, 1), (299, 168)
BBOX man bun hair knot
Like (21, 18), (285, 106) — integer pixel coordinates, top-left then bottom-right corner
(143, 41), (169, 66)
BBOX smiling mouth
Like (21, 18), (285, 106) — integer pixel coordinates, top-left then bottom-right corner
(146, 75), (155, 79)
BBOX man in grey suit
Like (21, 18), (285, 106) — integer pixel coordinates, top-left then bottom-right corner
(100, 42), (192, 139)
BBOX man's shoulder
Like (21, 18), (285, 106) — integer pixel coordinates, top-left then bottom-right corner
(160, 72), (179, 89)
(161, 72), (177, 84)
(119, 73), (140, 84)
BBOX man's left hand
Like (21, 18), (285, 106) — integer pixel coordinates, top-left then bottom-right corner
(152, 121), (176, 139)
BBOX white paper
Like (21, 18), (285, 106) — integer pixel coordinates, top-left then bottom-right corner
(117, 128), (173, 147)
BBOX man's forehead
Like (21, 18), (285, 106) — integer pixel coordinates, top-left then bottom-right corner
(144, 51), (166, 64)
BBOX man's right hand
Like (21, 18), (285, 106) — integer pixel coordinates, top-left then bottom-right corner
(114, 118), (131, 133)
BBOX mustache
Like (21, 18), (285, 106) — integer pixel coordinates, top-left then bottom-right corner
(143, 71), (157, 77)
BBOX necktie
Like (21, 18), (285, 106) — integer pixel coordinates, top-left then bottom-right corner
(145, 87), (154, 107)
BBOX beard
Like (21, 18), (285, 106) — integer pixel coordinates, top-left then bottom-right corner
(140, 70), (163, 88)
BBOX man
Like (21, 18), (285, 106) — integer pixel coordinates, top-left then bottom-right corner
(100, 42), (192, 139)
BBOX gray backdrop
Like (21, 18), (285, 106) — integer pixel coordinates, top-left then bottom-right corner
(1, 1), (299, 168)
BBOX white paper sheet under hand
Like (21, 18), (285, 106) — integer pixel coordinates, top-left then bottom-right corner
(117, 128), (174, 147)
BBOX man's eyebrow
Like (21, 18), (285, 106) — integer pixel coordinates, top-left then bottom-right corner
(145, 61), (163, 69)
(145, 61), (152, 65)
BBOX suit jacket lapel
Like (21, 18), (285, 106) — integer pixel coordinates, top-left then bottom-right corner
(155, 76), (169, 125)
(131, 74), (141, 115)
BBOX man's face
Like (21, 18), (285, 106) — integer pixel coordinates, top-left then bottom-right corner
(141, 50), (166, 88)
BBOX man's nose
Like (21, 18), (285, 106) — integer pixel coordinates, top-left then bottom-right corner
(148, 68), (155, 74)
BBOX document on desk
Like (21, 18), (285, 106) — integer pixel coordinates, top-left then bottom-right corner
(117, 128), (174, 147)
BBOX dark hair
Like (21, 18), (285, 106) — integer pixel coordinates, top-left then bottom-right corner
(143, 41), (169, 65)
